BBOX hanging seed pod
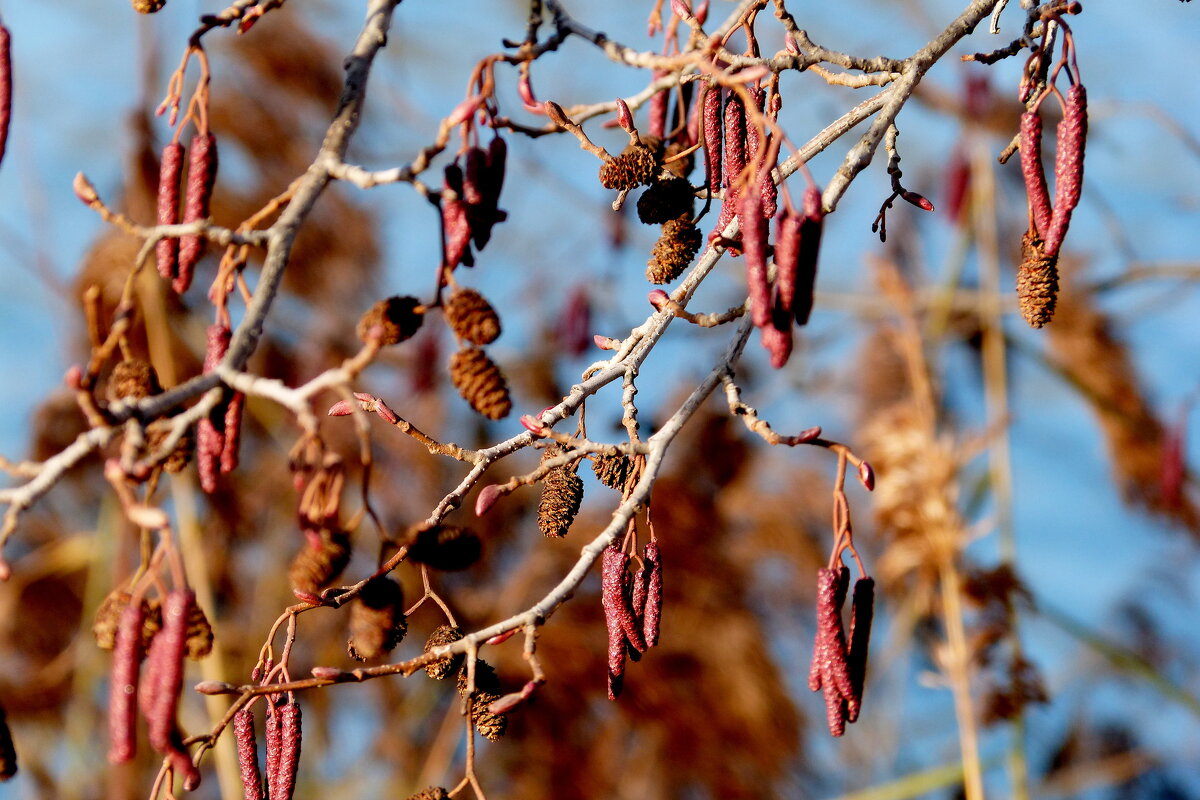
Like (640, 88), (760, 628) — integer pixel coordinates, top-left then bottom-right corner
(406, 788), (450, 800)
(1019, 111), (1053, 240)
(845, 577), (875, 723)
(602, 545), (629, 700)
(0, 703), (14, 782)
(233, 706), (264, 800)
(107, 600), (147, 763)
(423, 625), (464, 679)
(442, 163), (475, 268)
(471, 691), (508, 741)
(347, 576), (408, 661)
(185, 601), (213, 660)
(155, 142), (184, 279)
(448, 346), (511, 420)
(0, 23), (10, 171)
(808, 566), (853, 737)
(740, 188), (771, 329)
(701, 84), (722, 196)
(273, 702), (302, 800)
(175, 132), (218, 294)
(443, 288), (501, 345)
(1016, 226), (1060, 328)
(357, 295), (424, 346)
(636, 177), (694, 225)
(107, 358), (162, 404)
(143, 590), (192, 754)
(598, 142), (657, 191)
(794, 185), (825, 326)
(1044, 84), (1088, 257)
(537, 449), (584, 538)
(642, 539), (663, 648)
(406, 524), (482, 571)
(288, 528), (351, 595)
(220, 391), (245, 474)
(646, 217), (702, 284)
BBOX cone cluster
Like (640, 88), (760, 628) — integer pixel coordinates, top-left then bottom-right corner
(647, 218), (702, 284)
(423, 625), (464, 680)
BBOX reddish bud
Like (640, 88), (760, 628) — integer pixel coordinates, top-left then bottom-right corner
(474, 484), (503, 517)
(310, 666), (347, 681)
(194, 680), (236, 695)
(670, 0), (692, 20)
(647, 289), (670, 310)
(485, 628), (519, 647)
(858, 461), (875, 491)
(520, 414), (547, 434)
(694, 0), (709, 24)
(900, 190), (934, 212)
(615, 98), (634, 133)
(446, 95), (485, 127)
(519, 70), (540, 112)
(327, 400), (352, 417)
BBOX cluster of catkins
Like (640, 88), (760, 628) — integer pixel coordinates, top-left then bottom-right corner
(602, 538), (664, 700)
(1015, 12), (1087, 328)
(231, 687), (303, 800)
(155, 129), (219, 295)
(808, 566), (874, 737)
(95, 585), (214, 788)
(443, 287), (511, 420)
(195, 322), (245, 493)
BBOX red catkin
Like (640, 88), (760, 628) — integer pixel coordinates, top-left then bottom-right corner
(264, 706), (281, 800)
(156, 143), (185, 280)
(462, 146), (487, 207)
(107, 600), (147, 764)
(175, 132), (219, 294)
(601, 545), (629, 699)
(143, 590), (192, 754)
(234, 706), (264, 800)
(701, 84), (722, 199)
(721, 90), (747, 196)
(794, 185), (824, 326)
(642, 539), (662, 648)
(648, 70), (668, 138)
(1044, 84), (1087, 257)
(0, 23), (10, 170)
(442, 163), (474, 268)
(1019, 111), (1052, 240)
(220, 391), (245, 474)
(740, 184), (771, 328)
(773, 207), (802, 321)
(273, 702), (302, 800)
(845, 577), (875, 723)
(808, 566), (853, 737)
(759, 322), (793, 369)
(198, 324), (231, 494)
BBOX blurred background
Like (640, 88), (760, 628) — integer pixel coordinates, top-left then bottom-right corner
(0, 1), (1199, 798)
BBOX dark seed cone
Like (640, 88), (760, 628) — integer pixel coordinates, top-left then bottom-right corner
(423, 625), (464, 679)
(537, 449), (584, 538)
(456, 659), (501, 696)
(107, 358), (161, 404)
(0, 703), (15, 781)
(357, 295), (424, 346)
(406, 787), (451, 800)
(1016, 227), (1060, 328)
(185, 601), (213, 660)
(107, 600), (147, 764)
(471, 691), (508, 741)
(845, 577), (875, 723)
(1019, 111), (1053, 240)
(448, 346), (511, 420)
(592, 453), (636, 491)
(1044, 84), (1088, 257)
(233, 706), (264, 800)
(636, 178), (695, 225)
(176, 132), (218, 294)
(602, 545), (630, 700)
(406, 524), (482, 571)
(94, 589), (162, 651)
(599, 143), (657, 191)
(274, 702), (302, 800)
(647, 218), (702, 284)
(155, 142), (184, 279)
(443, 288), (501, 345)
(347, 576), (408, 661)
(288, 528), (351, 595)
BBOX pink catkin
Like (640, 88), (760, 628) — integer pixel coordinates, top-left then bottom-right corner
(273, 702), (302, 800)
(143, 590), (192, 754)
(647, 70), (668, 139)
(740, 188), (771, 328)
(0, 24), (10, 169)
(845, 577), (875, 723)
(175, 132), (218, 294)
(462, 147), (487, 207)
(701, 84), (722, 199)
(772, 207), (802, 322)
(442, 164), (474, 268)
(107, 601), (146, 764)
(794, 185), (825, 326)
(808, 566), (853, 737)
(759, 323), (792, 369)
(220, 391), (245, 474)
(601, 545), (629, 699)
(198, 324), (231, 493)
(1043, 84), (1087, 257)
(234, 707), (264, 800)
(642, 539), (662, 648)
(264, 706), (281, 799)
(1019, 111), (1053, 240)
(155, 143), (185, 280)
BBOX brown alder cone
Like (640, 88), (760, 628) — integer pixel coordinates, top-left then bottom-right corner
(1016, 227), (1060, 328)
(132, 0), (167, 11)
(0, 703), (14, 781)
(592, 453), (638, 491)
(406, 524), (482, 571)
(636, 177), (694, 225)
(423, 625), (465, 679)
(185, 601), (214, 660)
(1044, 84), (1088, 257)
(448, 346), (511, 420)
(155, 142), (184, 279)
(599, 142), (657, 190)
(93, 588), (162, 651)
(646, 217), (702, 284)
(107, 600), (147, 763)
(356, 295), (424, 345)
(537, 448), (584, 538)
(406, 788), (450, 800)
(288, 527), (351, 594)
(443, 287), (501, 345)
(1019, 110), (1053, 240)
(142, 589), (192, 754)
(233, 706), (264, 800)
(176, 132), (218, 294)
(146, 424), (193, 474)
(471, 691), (508, 741)
(456, 659), (501, 696)
(107, 358), (162, 403)
(347, 576), (408, 661)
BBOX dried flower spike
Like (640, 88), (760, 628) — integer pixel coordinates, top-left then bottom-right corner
(176, 132), (219, 294)
(357, 295), (424, 346)
(448, 346), (512, 420)
(443, 288), (501, 345)
(155, 142), (184, 280)
(1016, 226), (1060, 328)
